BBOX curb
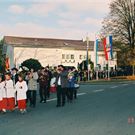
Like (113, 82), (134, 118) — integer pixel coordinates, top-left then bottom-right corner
(79, 80), (135, 85)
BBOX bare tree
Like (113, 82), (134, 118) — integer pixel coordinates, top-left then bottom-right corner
(101, 0), (135, 75)
(101, 0), (135, 49)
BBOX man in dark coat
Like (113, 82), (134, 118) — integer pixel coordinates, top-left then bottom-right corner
(11, 67), (18, 86)
(45, 66), (52, 99)
(55, 65), (68, 107)
(11, 67), (18, 106)
(38, 68), (49, 103)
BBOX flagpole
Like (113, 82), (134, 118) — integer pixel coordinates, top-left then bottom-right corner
(95, 34), (98, 80)
(108, 60), (110, 80)
(86, 36), (90, 81)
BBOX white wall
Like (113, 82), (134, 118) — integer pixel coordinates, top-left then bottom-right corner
(12, 46), (117, 69)
(14, 47), (62, 68)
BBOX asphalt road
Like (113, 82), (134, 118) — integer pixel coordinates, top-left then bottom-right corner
(0, 81), (135, 135)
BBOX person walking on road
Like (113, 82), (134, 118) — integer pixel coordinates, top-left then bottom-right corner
(67, 68), (75, 103)
(45, 66), (52, 99)
(4, 72), (16, 111)
(15, 73), (28, 114)
(0, 74), (6, 113)
(39, 68), (49, 103)
(56, 65), (68, 107)
(27, 69), (38, 108)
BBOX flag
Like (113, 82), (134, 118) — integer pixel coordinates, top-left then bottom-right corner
(5, 57), (10, 70)
(109, 35), (113, 59)
(106, 35), (113, 59)
(94, 39), (99, 68)
(103, 35), (113, 60)
(96, 39), (99, 66)
(103, 38), (108, 61)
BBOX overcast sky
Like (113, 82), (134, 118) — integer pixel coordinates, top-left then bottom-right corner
(0, 0), (111, 40)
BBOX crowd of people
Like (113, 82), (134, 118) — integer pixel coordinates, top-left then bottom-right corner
(78, 68), (129, 81)
(78, 70), (115, 81)
(0, 65), (79, 114)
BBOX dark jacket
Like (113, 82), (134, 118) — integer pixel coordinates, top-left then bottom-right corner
(68, 76), (75, 88)
(12, 74), (18, 85)
(56, 70), (68, 88)
(39, 72), (49, 87)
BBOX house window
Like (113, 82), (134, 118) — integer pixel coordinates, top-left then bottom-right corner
(62, 54), (65, 59)
(80, 55), (86, 59)
(79, 55), (82, 59)
(71, 54), (74, 59)
(66, 54), (70, 59)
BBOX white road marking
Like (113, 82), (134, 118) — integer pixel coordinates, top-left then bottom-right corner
(93, 89), (104, 93)
(47, 98), (57, 102)
(47, 93), (86, 102)
(77, 93), (86, 96)
(122, 84), (128, 86)
(110, 86), (118, 89)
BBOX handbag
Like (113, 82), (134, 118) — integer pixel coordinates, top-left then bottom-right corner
(74, 83), (80, 89)
(50, 84), (56, 93)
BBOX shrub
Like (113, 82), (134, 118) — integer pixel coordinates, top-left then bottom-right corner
(21, 58), (42, 71)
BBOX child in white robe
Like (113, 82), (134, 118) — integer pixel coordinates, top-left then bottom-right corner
(0, 75), (7, 113)
(5, 72), (16, 111)
(0, 75), (5, 113)
(15, 74), (28, 114)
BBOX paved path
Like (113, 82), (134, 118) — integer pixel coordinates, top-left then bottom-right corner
(0, 81), (135, 135)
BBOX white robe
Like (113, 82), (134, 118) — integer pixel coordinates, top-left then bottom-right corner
(0, 82), (5, 101)
(15, 81), (28, 100)
(5, 80), (15, 98)
(1, 82), (6, 98)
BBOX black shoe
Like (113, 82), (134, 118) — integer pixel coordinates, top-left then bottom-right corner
(56, 105), (61, 107)
(1, 111), (6, 114)
(40, 100), (43, 103)
(67, 99), (70, 103)
(43, 100), (46, 103)
(10, 109), (15, 112)
(62, 104), (65, 107)
(70, 100), (73, 103)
